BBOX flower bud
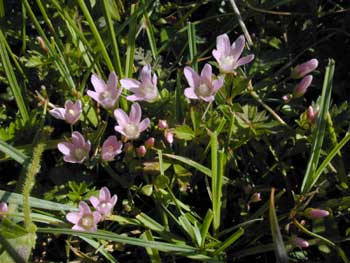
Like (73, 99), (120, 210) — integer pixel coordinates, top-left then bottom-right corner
(305, 208), (329, 219)
(136, 145), (147, 157)
(165, 131), (174, 144)
(0, 202), (8, 218)
(282, 94), (292, 103)
(158, 120), (168, 130)
(37, 36), (48, 53)
(292, 59), (318, 79)
(293, 75), (313, 98)
(306, 106), (317, 127)
(124, 142), (134, 154)
(290, 236), (309, 248)
(249, 192), (262, 203)
(145, 137), (155, 149)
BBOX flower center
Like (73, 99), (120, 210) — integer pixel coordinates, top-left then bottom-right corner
(197, 83), (211, 97)
(74, 148), (86, 160)
(124, 124), (140, 139)
(80, 214), (94, 229)
(100, 91), (113, 100)
(68, 109), (76, 116)
(221, 56), (235, 67)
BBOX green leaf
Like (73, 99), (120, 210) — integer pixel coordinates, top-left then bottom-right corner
(213, 228), (244, 256)
(173, 125), (195, 141)
(0, 140), (28, 164)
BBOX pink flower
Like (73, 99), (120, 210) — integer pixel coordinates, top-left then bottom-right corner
(165, 131), (174, 144)
(87, 72), (122, 109)
(49, 100), (82, 125)
(290, 236), (309, 249)
(0, 202), (8, 217)
(101, 136), (123, 161)
(212, 34), (254, 73)
(57, 131), (91, 163)
(158, 120), (168, 130)
(114, 103), (150, 140)
(89, 187), (117, 218)
(305, 208), (329, 219)
(184, 64), (224, 102)
(120, 65), (159, 102)
(293, 75), (313, 98)
(66, 201), (101, 232)
(292, 59), (319, 79)
(249, 193), (262, 203)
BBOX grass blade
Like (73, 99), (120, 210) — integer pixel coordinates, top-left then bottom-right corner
(269, 188), (288, 263)
(77, 0), (114, 72)
(187, 21), (198, 71)
(0, 140), (28, 164)
(301, 59), (335, 193)
(125, 4), (138, 77)
(101, 0), (123, 77)
(0, 29), (29, 122)
(213, 227), (244, 256)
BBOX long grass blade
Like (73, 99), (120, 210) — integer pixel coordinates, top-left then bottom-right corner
(187, 21), (198, 71)
(0, 29), (29, 122)
(125, 4), (138, 77)
(301, 59), (335, 193)
(0, 140), (28, 164)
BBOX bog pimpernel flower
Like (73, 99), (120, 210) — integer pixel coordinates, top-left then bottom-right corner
(57, 131), (91, 163)
(90, 187), (117, 219)
(66, 201), (101, 232)
(184, 64), (224, 102)
(292, 59), (319, 79)
(49, 100), (82, 125)
(212, 34), (254, 73)
(120, 64), (159, 102)
(101, 136), (123, 161)
(87, 72), (122, 109)
(114, 103), (150, 140)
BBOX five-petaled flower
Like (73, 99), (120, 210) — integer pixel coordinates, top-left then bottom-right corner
(66, 201), (101, 232)
(101, 136), (123, 161)
(90, 187), (118, 219)
(87, 72), (122, 109)
(58, 131), (91, 163)
(114, 103), (150, 140)
(120, 64), (159, 102)
(212, 34), (254, 73)
(49, 100), (82, 125)
(184, 64), (224, 102)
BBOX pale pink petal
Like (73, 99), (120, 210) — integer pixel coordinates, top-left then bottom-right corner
(140, 64), (152, 82)
(66, 212), (81, 224)
(184, 67), (200, 88)
(231, 35), (245, 61)
(64, 100), (74, 109)
(100, 187), (111, 201)
(200, 64), (212, 82)
(120, 78), (141, 89)
(139, 118), (150, 133)
(235, 54), (255, 68)
(184, 88), (199, 100)
(213, 78), (224, 92)
(114, 109), (129, 127)
(152, 73), (157, 86)
(129, 103), (142, 123)
(107, 72), (118, 90)
(126, 94), (142, 101)
(91, 74), (107, 93)
(57, 142), (72, 155)
(89, 196), (100, 209)
(49, 108), (65, 120)
(72, 225), (86, 231)
(87, 90), (101, 104)
(93, 211), (102, 223)
(110, 195), (118, 206)
(71, 131), (85, 146)
(217, 34), (231, 55)
(63, 155), (80, 163)
(79, 201), (91, 214)
(114, 126), (126, 136)
(212, 49), (222, 63)
(201, 96), (215, 102)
